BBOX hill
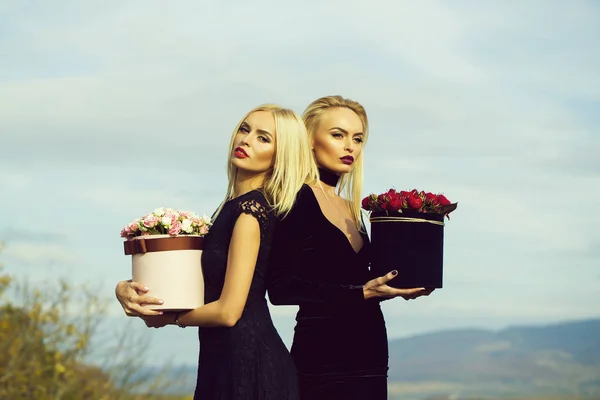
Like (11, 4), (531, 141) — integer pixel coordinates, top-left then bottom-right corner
(387, 318), (600, 399)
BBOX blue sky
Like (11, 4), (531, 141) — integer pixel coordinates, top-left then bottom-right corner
(1, 0), (599, 366)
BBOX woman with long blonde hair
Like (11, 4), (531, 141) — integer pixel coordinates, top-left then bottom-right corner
(268, 96), (432, 399)
(115, 104), (317, 399)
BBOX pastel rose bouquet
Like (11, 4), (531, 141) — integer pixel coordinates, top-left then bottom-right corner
(120, 207), (212, 238)
(362, 188), (457, 219)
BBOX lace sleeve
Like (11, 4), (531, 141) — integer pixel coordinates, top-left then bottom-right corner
(238, 197), (270, 234)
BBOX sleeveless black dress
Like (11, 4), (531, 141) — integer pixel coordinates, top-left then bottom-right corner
(268, 185), (389, 400)
(194, 190), (299, 400)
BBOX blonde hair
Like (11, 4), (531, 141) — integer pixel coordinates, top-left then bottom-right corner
(222, 104), (318, 218)
(302, 95), (369, 230)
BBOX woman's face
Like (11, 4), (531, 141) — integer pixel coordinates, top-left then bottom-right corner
(230, 111), (276, 175)
(312, 107), (364, 174)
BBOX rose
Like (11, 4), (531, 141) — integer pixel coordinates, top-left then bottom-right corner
(361, 196), (371, 210)
(437, 194), (451, 206)
(181, 219), (193, 234)
(388, 197), (403, 211)
(424, 192), (439, 206)
(407, 194), (423, 209)
(168, 221), (182, 235)
(387, 192), (404, 211)
(142, 214), (159, 228)
(128, 220), (140, 233)
(161, 216), (172, 228)
(200, 225), (209, 235)
(120, 228), (129, 238)
(153, 207), (166, 217)
(377, 194), (389, 210)
(361, 194), (379, 211)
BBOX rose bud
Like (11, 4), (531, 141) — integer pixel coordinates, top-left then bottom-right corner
(407, 195), (423, 209)
(388, 197), (403, 211)
(437, 194), (451, 206)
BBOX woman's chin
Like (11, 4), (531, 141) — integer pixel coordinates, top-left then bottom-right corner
(231, 157), (248, 169)
(323, 164), (353, 175)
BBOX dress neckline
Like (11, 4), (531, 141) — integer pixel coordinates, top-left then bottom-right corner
(304, 185), (365, 255)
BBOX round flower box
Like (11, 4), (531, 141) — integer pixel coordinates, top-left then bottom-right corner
(124, 234), (205, 311)
(369, 209), (445, 289)
(362, 188), (457, 289)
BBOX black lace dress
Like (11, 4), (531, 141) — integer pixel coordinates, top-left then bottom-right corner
(268, 184), (389, 400)
(194, 190), (299, 400)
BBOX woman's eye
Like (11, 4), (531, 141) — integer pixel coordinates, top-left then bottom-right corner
(332, 132), (343, 138)
(354, 137), (364, 143)
(239, 126), (249, 133)
(258, 136), (270, 143)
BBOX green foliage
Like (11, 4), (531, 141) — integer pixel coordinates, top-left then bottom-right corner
(0, 243), (190, 400)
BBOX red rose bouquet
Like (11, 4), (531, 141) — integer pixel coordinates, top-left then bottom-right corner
(361, 188), (457, 217)
(362, 188), (458, 289)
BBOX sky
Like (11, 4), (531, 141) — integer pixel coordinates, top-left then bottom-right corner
(1, 0), (599, 367)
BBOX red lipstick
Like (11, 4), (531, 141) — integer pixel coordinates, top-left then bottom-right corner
(234, 147), (248, 158)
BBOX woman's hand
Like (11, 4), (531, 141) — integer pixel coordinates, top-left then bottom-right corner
(115, 280), (164, 316)
(141, 313), (177, 328)
(363, 270), (435, 301)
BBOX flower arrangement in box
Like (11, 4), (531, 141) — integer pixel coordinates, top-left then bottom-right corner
(121, 208), (212, 311)
(120, 207), (211, 238)
(361, 189), (458, 289)
(361, 189), (457, 217)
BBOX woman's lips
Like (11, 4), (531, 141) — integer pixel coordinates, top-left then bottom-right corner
(340, 156), (354, 165)
(234, 147), (248, 158)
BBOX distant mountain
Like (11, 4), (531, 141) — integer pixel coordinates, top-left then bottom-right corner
(134, 318), (600, 399)
(387, 318), (600, 399)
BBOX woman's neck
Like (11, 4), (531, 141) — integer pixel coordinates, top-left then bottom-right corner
(317, 167), (340, 197)
(233, 171), (266, 198)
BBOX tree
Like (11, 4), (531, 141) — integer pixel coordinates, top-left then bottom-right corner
(0, 243), (190, 400)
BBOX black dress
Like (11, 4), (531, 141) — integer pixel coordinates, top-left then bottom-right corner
(194, 190), (299, 400)
(268, 185), (389, 400)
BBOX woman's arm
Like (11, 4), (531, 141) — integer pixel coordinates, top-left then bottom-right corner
(268, 229), (425, 304)
(176, 212), (261, 327)
(144, 210), (263, 328)
(267, 189), (430, 305)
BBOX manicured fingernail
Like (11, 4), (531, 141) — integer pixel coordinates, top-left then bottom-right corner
(391, 270), (398, 275)
(158, 300), (164, 304)
(143, 286), (149, 291)
(158, 311), (163, 315)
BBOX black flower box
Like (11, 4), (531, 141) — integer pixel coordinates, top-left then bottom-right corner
(369, 209), (447, 289)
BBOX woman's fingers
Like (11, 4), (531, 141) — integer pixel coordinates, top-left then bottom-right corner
(366, 271), (437, 301)
(126, 303), (163, 317)
(381, 286), (428, 300)
(116, 280), (164, 316)
(369, 270), (399, 287)
(129, 281), (150, 294)
(136, 294), (164, 306)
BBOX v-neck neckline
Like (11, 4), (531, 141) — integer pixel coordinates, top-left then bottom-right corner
(306, 186), (365, 255)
